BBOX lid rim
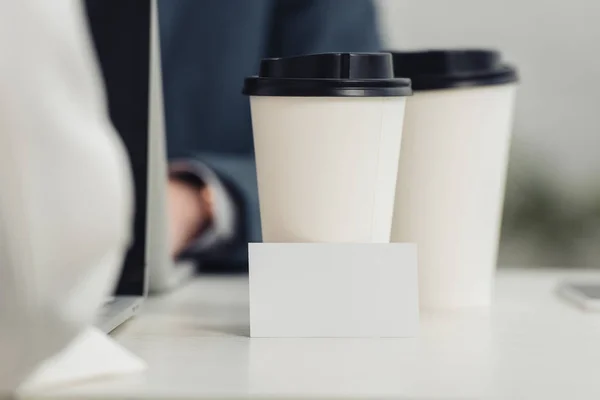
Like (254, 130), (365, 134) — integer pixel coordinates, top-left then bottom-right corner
(243, 77), (413, 97)
(411, 69), (518, 91)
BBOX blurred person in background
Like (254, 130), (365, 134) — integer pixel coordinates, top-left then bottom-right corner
(161, 0), (382, 272)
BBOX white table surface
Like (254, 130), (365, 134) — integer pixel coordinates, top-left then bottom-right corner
(31, 268), (600, 400)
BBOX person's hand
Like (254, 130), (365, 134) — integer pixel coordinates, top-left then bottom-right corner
(167, 178), (213, 257)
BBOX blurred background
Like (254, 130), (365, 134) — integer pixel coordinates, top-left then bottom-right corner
(377, 0), (600, 268)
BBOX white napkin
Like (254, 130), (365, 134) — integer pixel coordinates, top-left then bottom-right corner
(0, 0), (135, 393)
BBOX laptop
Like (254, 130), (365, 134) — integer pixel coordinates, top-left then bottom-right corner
(85, 0), (154, 332)
(86, 0), (194, 332)
(86, 0), (190, 332)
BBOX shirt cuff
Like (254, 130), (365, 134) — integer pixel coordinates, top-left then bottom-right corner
(169, 159), (237, 254)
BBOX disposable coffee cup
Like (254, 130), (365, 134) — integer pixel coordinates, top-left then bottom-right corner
(389, 50), (518, 309)
(243, 53), (412, 243)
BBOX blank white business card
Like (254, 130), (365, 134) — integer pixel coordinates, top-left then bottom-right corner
(249, 243), (419, 338)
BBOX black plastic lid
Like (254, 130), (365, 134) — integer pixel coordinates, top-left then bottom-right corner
(390, 50), (518, 91)
(243, 53), (412, 97)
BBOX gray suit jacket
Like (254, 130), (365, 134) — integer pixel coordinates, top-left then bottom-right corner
(159, 0), (382, 271)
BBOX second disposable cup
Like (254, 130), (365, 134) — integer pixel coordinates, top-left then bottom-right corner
(390, 50), (518, 309)
(243, 53), (412, 243)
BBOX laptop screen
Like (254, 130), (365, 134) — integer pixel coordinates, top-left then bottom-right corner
(84, 0), (149, 296)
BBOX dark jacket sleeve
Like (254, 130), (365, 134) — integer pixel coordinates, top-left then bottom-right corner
(165, 0), (382, 272)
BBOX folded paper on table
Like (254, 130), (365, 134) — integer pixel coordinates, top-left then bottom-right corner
(19, 327), (146, 393)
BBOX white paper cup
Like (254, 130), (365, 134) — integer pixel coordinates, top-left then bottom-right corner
(390, 50), (518, 309)
(243, 53), (412, 243)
